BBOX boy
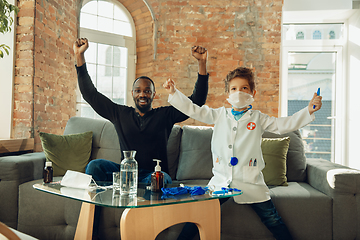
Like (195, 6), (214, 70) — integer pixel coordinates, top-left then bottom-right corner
(163, 67), (322, 240)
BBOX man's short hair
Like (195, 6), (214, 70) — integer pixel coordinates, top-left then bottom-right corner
(224, 67), (255, 93)
(133, 76), (155, 91)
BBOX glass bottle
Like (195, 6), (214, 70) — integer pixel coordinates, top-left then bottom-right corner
(120, 150), (138, 196)
(43, 161), (53, 183)
(151, 159), (164, 192)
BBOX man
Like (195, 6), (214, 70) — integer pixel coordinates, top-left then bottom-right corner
(73, 38), (208, 183)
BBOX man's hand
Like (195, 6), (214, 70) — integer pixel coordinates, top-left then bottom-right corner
(73, 38), (89, 67)
(163, 78), (176, 95)
(191, 46), (207, 61)
(191, 46), (207, 75)
(308, 92), (322, 115)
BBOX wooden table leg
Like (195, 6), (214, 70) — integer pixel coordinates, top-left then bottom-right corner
(74, 202), (95, 240)
(0, 221), (21, 240)
(120, 199), (220, 240)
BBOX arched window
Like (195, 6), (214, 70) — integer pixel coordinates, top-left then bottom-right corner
(313, 30), (322, 39)
(296, 31), (304, 40)
(80, 0), (133, 37)
(77, 0), (136, 118)
(329, 30), (335, 39)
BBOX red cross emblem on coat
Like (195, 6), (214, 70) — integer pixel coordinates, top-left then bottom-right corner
(247, 122), (256, 130)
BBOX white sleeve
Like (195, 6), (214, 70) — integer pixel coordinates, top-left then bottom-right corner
(168, 89), (220, 125)
(260, 107), (315, 134)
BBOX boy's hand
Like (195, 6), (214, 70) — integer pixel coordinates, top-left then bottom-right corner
(191, 46), (207, 62)
(73, 38), (89, 66)
(308, 92), (322, 114)
(163, 78), (176, 95)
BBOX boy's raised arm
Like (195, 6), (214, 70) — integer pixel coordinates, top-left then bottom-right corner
(163, 79), (176, 95)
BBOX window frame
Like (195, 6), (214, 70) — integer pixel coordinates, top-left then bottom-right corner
(76, 0), (136, 118)
(281, 26), (346, 164)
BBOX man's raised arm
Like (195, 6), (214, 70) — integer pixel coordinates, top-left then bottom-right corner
(73, 38), (118, 121)
(188, 45), (209, 106)
(73, 38), (88, 67)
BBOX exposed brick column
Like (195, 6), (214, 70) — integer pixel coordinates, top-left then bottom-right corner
(13, 0), (36, 140)
(14, 0), (78, 151)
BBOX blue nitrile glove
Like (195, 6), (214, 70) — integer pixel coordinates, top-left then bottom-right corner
(161, 187), (188, 195)
(184, 186), (208, 195)
(161, 186), (209, 196)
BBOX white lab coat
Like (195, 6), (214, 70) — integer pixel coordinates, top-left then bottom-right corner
(169, 89), (315, 204)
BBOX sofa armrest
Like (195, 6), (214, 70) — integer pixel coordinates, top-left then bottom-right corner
(306, 158), (360, 239)
(0, 152), (46, 228)
(0, 152), (46, 182)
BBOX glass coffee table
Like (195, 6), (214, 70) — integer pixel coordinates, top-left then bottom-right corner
(33, 177), (242, 240)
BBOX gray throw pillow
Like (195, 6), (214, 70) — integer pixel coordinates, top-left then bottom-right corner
(176, 126), (213, 180)
(262, 130), (307, 182)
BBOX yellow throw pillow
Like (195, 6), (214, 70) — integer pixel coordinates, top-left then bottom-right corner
(39, 131), (93, 176)
(261, 137), (290, 186)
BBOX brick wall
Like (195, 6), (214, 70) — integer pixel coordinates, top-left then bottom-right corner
(147, 0), (283, 126)
(12, 0), (282, 151)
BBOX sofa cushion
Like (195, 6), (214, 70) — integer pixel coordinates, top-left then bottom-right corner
(262, 130), (307, 182)
(167, 125), (182, 180)
(39, 131), (93, 176)
(176, 126), (213, 180)
(261, 137), (290, 186)
(269, 182), (332, 240)
(64, 117), (121, 164)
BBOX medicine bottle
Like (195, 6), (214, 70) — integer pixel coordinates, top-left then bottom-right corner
(151, 159), (164, 192)
(43, 162), (53, 183)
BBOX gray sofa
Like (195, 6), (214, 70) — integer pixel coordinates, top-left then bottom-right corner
(1, 116), (360, 240)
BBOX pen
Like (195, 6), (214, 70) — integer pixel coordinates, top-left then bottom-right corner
(313, 88), (320, 109)
(253, 159), (257, 166)
(249, 158), (252, 166)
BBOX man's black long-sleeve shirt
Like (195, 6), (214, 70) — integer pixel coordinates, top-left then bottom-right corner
(76, 64), (208, 174)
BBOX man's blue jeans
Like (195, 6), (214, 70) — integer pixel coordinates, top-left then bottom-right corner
(85, 159), (172, 184)
(177, 198), (293, 240)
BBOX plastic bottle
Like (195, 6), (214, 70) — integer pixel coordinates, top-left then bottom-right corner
(151, 159), (164, 192)
(43, 162), (53, 183)
(120, 150), (138, 195)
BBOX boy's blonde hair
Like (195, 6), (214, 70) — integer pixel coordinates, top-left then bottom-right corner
(224, 67), (255, 93)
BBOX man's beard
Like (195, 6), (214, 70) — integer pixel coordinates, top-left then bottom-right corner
(134, 97), (152, 113)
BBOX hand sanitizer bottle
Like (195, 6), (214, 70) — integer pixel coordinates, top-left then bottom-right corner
(151, 159), (164, 192)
